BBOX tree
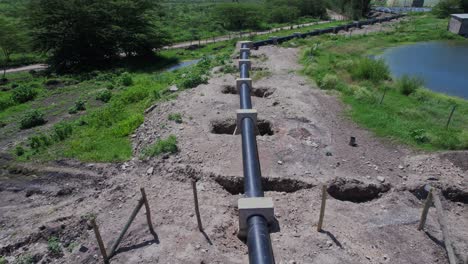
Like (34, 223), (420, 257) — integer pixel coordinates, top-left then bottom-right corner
(433, 0), (463, 18)
(0, 16), (27, 79)
(213, 3), (266, 31)
(28, 0), (170, 72)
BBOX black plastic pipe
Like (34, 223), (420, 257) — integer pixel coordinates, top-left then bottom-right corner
(239, 43), (275, 264)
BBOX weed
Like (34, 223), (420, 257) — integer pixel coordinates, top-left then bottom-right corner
(67, 241), (79, 252)
(69, 100), (86, 114)
(29, 133), (52, 151)
(120, 72), (133, 86)
(52, 122), (73, 141)
(141, 135), (178, 157)
(178, 71), (208, 89)
(20, 110), (46, 129)
(410, 129), (430, 144)
(47, 236), (62, 256)
(397, 75), (424, 96)
(11, 85), (38, 103)
(15, 145), (25, 156)
(320, 74), (339, 90)
(168, 113), (183, 123)
(96, 89), (112, 103)
(0, 256), (5, 264)
(351, 58), (390, 83)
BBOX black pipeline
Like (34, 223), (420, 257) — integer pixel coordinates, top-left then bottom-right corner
(239, 43), (275, 264)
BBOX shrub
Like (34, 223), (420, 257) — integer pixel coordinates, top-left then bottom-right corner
(69, 100), (86, 114)
(168, 113), (183, 124)
(397, 75), (424, 96)
(410, 129), (430, 144)
(0, 97), (14, 111)
(433, 0), (462, 18)
(0, 256), (5, 264)
(351, 58), (390, 83)
(96, 89), (112, 103)
(353, 86), (376, 103)
(178, 72), (208, 89)
(320, 74), (339, 90)
(20, 110), (46, 129)
(11, 86), (38, 103)
(14, 254), (33, 264)
(48, 236), (62, 256)
(29, 134), (52, 150)
(15, 145), (25, 156)
(141, 135), (178, 157)
(121, 72), (133, 86)
(52, 123), (73, 141)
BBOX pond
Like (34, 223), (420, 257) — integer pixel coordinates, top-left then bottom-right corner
(378, 41), (468, 99)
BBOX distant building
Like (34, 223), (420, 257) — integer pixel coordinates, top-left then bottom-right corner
(448, 14), (468, 37)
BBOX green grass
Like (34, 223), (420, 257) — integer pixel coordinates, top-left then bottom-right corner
(168, 113), (183, 124)
(141, 135), (178, 157)
(300, 14), (468, 150)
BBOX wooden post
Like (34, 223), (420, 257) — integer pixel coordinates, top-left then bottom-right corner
(140, 188), (156, 235)
(379, 86), (388, 104)
(192, 180), (203, 232)
(109, 198), (144, 257)
(417, 189), (432, 231)
(317, 185), (327, 232)
(446, 105), (456, 129)
(91, 218), (109, 264)
(432, 190), (458, 264)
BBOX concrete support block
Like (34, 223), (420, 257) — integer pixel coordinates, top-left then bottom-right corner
(236, 109), (259, 135)
(238, 197), (275, 238)
(236, 78), (252, 93)
(238, 59), (251, 71)
(238, 40), (253, 49)
(240, 48), (251, 56)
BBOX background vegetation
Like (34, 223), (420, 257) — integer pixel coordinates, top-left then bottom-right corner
(298, 14), (468, 150)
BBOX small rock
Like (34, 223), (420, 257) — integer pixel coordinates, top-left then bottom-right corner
(79, 245), (89, 253)
(277, 160), (283, 165)
(398, 165), (404, 170)
(377, 176), (385, 183)
(169, 85), (178, 92)
(326, 151), (333, 156)
(147, 167), (154, 175)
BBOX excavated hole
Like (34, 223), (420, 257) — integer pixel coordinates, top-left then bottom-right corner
(410, 184), (468, 204)
(214, 176), (314, 194)
(221, 85), (274, 98)
(210, 119), (274, 136)
(327, 178), (391, 203)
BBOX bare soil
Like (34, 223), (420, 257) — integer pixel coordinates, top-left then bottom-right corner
(0, 24), (467, 264)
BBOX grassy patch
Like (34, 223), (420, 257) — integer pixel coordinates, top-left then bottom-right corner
(168, 113), (183, 124)
(141, 135), (178, 157)
(300, 14), (468, 150)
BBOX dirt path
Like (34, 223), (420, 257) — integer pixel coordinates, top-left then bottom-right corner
(1, 27), (467, 263)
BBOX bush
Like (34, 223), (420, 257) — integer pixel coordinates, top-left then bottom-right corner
(48, 236), (62, 256)
(0, 97), (14, 111)
(121, 72), (133, 86)
(397, 75), (424, 96)
(52, 122), (73, 141)
(14, 254), (33, 264)
(69, 100), (86, 114)
(351, 58), (390, 83)
(433, 0), (462, 18)
(20, 110), (46, 129)
(96, 89), (112, 103)
(15, 145), (25, 156)
(320, 74), (339, 90)
(29, 133), (52, 150)
(178, 72), (208, 89)
(141, 135), (178, 157)
(168, 113), (183, 124)
(11, 86), (38, 103)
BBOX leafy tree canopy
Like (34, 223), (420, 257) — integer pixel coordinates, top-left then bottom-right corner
(28, 0), (170, 72)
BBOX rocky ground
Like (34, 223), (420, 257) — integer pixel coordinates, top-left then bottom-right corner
(0, 21), (467, 264)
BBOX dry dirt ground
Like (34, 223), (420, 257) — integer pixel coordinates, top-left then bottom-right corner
(1, 27), (467, 264)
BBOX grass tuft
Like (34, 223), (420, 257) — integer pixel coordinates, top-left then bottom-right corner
(141, 135), (178, 157)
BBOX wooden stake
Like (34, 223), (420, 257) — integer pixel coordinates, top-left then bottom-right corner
(432, 190), (458, 264)
(417, 189), (432, 231)
(192, 180), (203, 232)
(380, 86), (388, 104)
(317, 185), (327, 232)
(91, 218), (109, 264)
(446, 105), (456, 129)
(140, 188), (156, 235)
